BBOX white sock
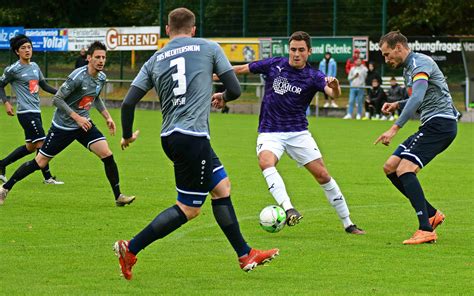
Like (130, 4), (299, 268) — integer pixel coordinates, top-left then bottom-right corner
(321, 178), (353, 228)
(262, 167), (293, 211)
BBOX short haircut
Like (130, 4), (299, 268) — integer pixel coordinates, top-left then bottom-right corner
(379, 30), (409, 49)
(87, 41), (107, 56)
(168, 7), (195, 34)
(289, 31), (311, 50)
(10, 34), (32, 54)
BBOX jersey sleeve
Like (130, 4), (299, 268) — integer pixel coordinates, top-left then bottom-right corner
(314, 70), (327, 92)
(213, 42), (233, 76)
(131, 57), (154, 92)
(0, 66), (14, 87)
(412, 57), (432, 81)
(248, 58), (274, 74)
(56, 76), (81, 101)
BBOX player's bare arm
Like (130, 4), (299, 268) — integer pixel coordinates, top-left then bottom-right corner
(100, 109), (116, 136)
(233, 64), (250, 74)
(374, 124), (400, 146)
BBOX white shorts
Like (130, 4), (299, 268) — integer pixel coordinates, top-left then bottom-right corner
(256, 131), (322, 166)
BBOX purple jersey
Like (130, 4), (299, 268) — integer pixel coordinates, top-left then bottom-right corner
(249, 57), (326, 132)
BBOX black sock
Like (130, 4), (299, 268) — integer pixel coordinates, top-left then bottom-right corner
(212, 197), (251, 257)
(36, 150), (52, 180)
(128, 205), (188, 255)
(3, 159), (41, 190)
(0, 145), (31, 168)
(387, 172), (437, 217)
(398, 172), (433, 231)
(101, 155), (121, 199)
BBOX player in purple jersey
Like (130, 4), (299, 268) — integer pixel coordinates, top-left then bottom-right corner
(213, 31), (365, 235)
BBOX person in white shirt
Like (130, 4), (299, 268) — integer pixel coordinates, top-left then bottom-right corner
(343, 58), (368, 119)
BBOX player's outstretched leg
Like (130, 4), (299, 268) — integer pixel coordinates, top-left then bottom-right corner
(0, 145), (32, 183)
(212, 196), (279, 272)
(0, 159), (41, 206)
(100, 155), (135, 206)
(114, 204), (189, 280)
(262, 167), (302, 226)
(321, 178), (365, 234)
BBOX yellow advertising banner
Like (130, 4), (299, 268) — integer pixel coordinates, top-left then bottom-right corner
(157, 37), (260, 63)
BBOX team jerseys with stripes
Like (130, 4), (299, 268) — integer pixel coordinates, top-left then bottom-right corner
(52, 66), (106, 130)
(0, 61), (45, 114)
(131, 37), (233, 138)
(402, 52), (458, 124)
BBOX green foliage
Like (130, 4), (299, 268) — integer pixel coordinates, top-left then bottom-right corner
(0, 108), (473, 294)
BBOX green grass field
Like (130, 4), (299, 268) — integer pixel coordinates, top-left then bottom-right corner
(0, 107), (473, 295)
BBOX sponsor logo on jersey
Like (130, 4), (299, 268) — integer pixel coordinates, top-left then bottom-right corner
(78, 96), (94, 110)
(29, 80), (39, 94)
(272, 76), (302, 95)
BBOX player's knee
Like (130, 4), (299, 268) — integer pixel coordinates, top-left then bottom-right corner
(34, 154), (49, 169)
(183, 206), (201, 220)
(25, 143), (36, 153)
(383, 162), (396, 174)
(211, 178), (231, 198)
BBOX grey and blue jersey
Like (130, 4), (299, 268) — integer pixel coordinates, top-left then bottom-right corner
(131, 37), (233, 138)
(396, 52), (458, 127)
(52, 66), (107, 130)
(0, 61), (45, 114)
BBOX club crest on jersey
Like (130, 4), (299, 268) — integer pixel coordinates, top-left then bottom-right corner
(272, 76), (302, 95)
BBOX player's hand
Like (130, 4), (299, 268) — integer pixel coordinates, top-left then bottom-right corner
(381, 102), (399, 115)
(106, 118), (116, 136)
(325, 77), (339, 89)
(75, 116), (92, 132)
(121, 130), (140, 150)
(374, 125), (399, 146)
(4, 102), (14, 116)
(211, 92), (225, 109)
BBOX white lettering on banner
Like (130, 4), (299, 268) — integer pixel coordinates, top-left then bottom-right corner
(107, 28), (158, 49)
(42, 36), (66, 49)
(0, 29), (21, 42)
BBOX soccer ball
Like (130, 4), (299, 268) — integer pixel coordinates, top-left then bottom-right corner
(259, 205), (286, 233)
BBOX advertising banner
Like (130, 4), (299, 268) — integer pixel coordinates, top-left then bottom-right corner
(68, 27), (160, 51)
(157, 37), (260, 63)
(271, 37), (368, 63)
(0, 27), (24, 50)
(25, 28), (68, 51)
(369, 36), (470, 65)
(68, 27), (107, 51)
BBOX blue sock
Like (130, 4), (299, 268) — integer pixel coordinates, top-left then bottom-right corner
(398, 172), (433, 231)
(212, 197), (251, 257)
(129, 205), (188, 255)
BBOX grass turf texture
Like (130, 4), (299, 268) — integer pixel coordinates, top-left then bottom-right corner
(0, 107), (472, 294)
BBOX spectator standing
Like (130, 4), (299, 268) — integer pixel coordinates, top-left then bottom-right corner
(319, 52), (338, 107)
(74, 48), (88, 69)
(343, 58), (368, 119)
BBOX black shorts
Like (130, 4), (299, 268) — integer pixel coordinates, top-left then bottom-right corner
(161, 132), (227, 208)
(393, 117), (457, 168)
(17, 112), (46, 143)
(39, 123), (106, 158)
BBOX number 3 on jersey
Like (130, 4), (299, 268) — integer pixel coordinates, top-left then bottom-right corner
(170, 57), (186, 96)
